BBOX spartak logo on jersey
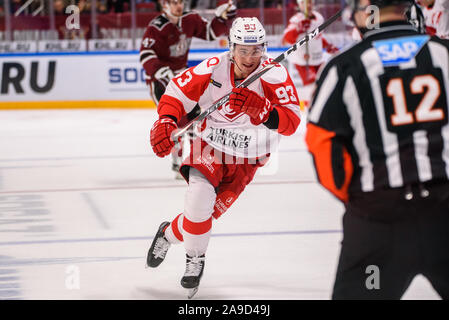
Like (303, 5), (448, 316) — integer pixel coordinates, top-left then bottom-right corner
(262, 58), (281, 68)
(217, 101), (244, 122)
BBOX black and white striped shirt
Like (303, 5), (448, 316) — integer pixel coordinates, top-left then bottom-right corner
(306, 21), (449, 198)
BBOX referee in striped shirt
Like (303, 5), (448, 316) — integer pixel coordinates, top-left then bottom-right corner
(306, 0), (449, 299)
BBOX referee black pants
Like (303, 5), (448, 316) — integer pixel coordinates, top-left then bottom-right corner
(332, 182), (449, 300)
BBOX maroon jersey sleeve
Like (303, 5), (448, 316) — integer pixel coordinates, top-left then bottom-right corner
(139, 16), (172, 82)
(183, 12), (230, 41)
(140, 13), (231, 83)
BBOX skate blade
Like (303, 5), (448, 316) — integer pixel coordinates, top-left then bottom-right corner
(187, 287), (199, 299)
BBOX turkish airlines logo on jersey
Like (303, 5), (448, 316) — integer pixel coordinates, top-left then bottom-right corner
(217, 101), (244, 122)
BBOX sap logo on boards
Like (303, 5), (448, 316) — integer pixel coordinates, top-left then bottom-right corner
(0, 61), (56, 94)
(372, 35), (429, 66)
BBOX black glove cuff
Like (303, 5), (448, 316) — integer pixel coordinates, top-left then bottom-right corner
(160, 115), (178, 124)
(263, 107), (279, 130)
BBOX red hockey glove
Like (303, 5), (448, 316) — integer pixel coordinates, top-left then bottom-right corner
(150, 117), (177, 157)
(229, 87), (273, 126)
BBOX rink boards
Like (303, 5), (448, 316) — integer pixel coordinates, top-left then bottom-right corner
(0, 49), (288, 110)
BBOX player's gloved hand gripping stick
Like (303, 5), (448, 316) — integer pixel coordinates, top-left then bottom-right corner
(171, 8), (343, 141)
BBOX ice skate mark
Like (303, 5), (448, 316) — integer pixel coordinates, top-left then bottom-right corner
(0, 154), (154, 162)
(0, 179), (316, 195)
(0, 165), (68, 169)
(0, 256), (140, 267)
(0, 256), (22, 300)
(80, 192), (110, 230)
(0, 147), (304, 163)
(0, 276), (19, 282)
(0, 229), (342, 246)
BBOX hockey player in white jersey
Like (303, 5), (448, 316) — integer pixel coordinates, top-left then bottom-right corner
(418, 0), (449, 39)
(146, 17), (301, 298)
(282, 0), (338, 107)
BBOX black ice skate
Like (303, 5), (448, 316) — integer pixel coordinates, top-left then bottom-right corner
(172, 141), (184, 180)
(146, 221), (171, 268)
(181, 254), (205, 299)
(171, 161), (183, 180)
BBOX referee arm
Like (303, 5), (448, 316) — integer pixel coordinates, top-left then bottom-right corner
(305, 61), (354, 203)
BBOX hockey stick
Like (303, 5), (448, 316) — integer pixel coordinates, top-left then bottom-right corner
(304, 0), (310, 82)
(172, 8), (343, 140)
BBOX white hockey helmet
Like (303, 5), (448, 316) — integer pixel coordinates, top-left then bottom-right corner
(297, 0), (314, 5)
(229, 17), (266, 48)
(297, 0), (314, 9)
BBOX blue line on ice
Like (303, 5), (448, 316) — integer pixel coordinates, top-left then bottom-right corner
(0, 229), (341, 246)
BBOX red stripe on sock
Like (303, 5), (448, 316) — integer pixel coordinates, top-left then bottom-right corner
(171, 213), (184, 241)
(183, 216), (212, 235)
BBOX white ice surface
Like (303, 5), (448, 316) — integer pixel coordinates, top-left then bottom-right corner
(0, 109), (440, 300)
